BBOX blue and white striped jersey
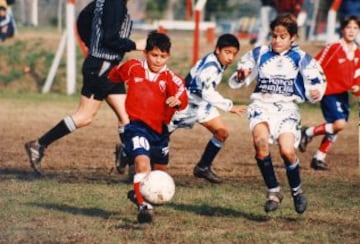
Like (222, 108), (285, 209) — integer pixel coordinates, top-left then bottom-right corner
(185, 52), (233, 112)
(237, 45), (327, 104)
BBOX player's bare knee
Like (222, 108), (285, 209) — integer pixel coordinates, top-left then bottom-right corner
(73, 115), (95, 128)
(254, 137), (269, 156)
(214, 128), (229, 142)
(279, 147), (296, 162)
(333, 120), (346, 132)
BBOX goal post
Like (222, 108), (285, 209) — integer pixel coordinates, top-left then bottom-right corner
(66, 0), (76, 95)
(43, 0), (77, 95)
(326, 0), (342, 43)
(192, 0), (207, 65)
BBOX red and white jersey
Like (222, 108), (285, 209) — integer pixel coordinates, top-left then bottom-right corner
(315, 39), (360, 95)
(109, 59), (188, 134)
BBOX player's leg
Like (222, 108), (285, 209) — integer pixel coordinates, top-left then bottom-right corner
(124, 122), (154, 223)
(278, 132), (307, 214)
(24, 95), (102, 175)
(131, 155), (153, 224)
(193, 116), (228, 184)
(151, 125), (170, 172)
(106, 93), (132, 174)
(300, 94), (348, 152)
(24, 56), (113, 174)
(311, 93), (349, 169)
(311, 132), (339, 170)
(252, 122), (283, 212)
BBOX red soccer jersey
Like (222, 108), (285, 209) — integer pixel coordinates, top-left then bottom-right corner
(109, 59), (188, 134)
(315, 40), (360, 95)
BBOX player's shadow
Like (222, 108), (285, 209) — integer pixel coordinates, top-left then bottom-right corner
(29, 202), (115, 219)
(167, 202), (269, 222)
(0, 166), (131, 185)
(27, 202), (143, 229)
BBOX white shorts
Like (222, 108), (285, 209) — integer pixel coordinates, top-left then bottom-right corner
(247, 100), (301, 147)
(168, 100), (219, 132)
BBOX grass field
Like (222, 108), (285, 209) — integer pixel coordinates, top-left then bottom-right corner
(0, 29), (359, 243)
(0, 93), (359, 243)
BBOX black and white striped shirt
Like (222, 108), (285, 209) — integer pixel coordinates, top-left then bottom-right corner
(89, 0), (136, 62)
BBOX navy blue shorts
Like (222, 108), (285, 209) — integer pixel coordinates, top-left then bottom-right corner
(81, 56), (126, 100)
(123, 121), (170, 165)
(321, 92), (350, 123)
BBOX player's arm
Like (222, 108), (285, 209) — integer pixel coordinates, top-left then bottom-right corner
(102, 0), (136, 52)
(351, 55), (360, 97)
(300, 55), (327, 103)
(229, 105), (247, 116)
(108, 59), (134, 83)
(229, 49), (257, 89)
(198, 66), (233, 112)
(167, 72), (188, 110)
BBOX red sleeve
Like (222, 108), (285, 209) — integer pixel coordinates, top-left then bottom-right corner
(355, 49), (360, 85)
(108, 59), (139, 83)
(164, 72), (188, 123)
(168, 72), (188, 110)
(108, 65), (123, 83)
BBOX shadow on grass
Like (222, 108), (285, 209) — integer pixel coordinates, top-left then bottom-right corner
(0, 166), (131, 185)
(28, 202), (144, 229)
(0, 168), (40, 181)
(168, 202), (269, 222)
(28, 202), (116, 219)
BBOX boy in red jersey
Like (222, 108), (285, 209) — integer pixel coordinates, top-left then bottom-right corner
(299, 16), (360, 170)
(108, 31), (188, 223)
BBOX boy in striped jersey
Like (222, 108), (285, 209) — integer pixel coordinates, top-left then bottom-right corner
(168, 34), (247, 184)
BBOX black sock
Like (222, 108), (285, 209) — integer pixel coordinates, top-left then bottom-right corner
(256, 155), (279, 189)
(285, 158), (301, 191)
(197, 137), (222, 168)
(38, 116), (76, 147)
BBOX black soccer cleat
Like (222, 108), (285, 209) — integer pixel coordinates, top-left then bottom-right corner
(127, 190), (154, 224)
(264, 191), (283, 213)
(292, 189), (307, 214)
(24, 140), (45, 175)
(193, 165), (222, 184)
(137, 204), (154, 224)
(298, 127), (312, 152)
(115, 143), (129, 174)
(310, 158), (329, 171)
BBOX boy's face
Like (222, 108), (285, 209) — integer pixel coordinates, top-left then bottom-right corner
(215, 46), (239, 66)
(0, 8), (6, 17)
(271, 25), (296, 53)
(144, 47), (170, 73)
(342, 20), (360, 43)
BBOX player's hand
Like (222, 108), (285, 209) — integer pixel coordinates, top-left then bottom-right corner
(166, 96), (181, 108)
(135, 38), (146, 51)
(237, 69), (251, 81)
(230, 105), (247, 116)
(351, 85), (360, 93)
(309, 89), (321, 102)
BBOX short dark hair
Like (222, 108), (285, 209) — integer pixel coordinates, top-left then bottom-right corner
(215, 33), (240, 50)
(340, 15), (360, 30)
(145, 31), (171, 53)
(270, 13), (298, 37)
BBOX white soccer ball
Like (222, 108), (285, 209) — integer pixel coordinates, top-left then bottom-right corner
(140, 170), (175, 205)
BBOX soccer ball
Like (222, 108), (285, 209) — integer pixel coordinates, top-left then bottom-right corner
(140, 170), (175, 205)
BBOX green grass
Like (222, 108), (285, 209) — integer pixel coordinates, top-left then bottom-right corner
(0, 174), (359, 243)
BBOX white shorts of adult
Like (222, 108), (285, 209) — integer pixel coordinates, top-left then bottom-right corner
(247, 100), (301, 147)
